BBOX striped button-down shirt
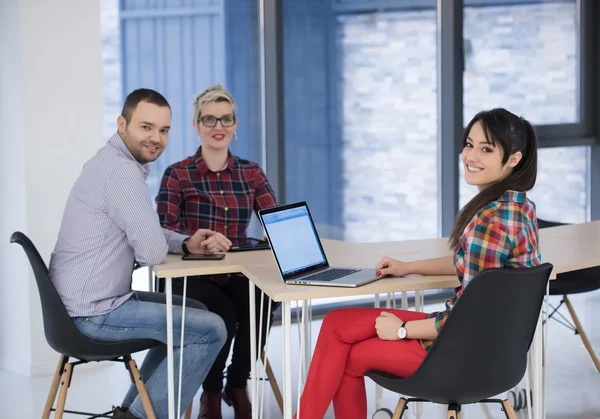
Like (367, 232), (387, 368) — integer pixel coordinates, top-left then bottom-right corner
(49, 133), (188, 317)
(421, 190), (542, 351)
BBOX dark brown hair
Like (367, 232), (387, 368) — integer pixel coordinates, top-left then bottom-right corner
(448, 108), (538, 249)
(121, 88), (171, 124)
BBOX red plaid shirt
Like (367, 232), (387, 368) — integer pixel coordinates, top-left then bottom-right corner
(156, 147), (277, 246)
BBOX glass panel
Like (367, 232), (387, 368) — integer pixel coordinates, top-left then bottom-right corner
(282, 2), (439, 243)
(100, 0), (121, 140)
(463, 1), (578, 125)
(459, 146), (589, 224)
(529, 146), (589, 223)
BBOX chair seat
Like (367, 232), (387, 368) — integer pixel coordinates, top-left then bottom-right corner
(61, 338), (161, 362)
(366, 371), (504, 405)
(550, 268), (600, 296)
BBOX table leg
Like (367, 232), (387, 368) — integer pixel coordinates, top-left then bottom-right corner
(530, 315), (544, 419)
(302, 300), (311, 379)
(414, 290), (423, 419)
(374, 295), (382, 411)
(165, 277), (175, 419)
(282, 301), (293, 419)
(260, 298), (274, 419)
(177, 276), (187, 418)
(249, 281), (258, 419)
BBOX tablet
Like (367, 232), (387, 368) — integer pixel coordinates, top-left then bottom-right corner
(229, 238), (271, 252)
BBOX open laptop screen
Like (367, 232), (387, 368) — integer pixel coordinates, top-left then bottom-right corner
(261, 205), (327, 277)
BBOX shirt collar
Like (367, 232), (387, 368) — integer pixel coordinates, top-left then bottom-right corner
(194, 146), (234, 175)
(108, 132), (151, 178)
(498, 190), (526, 203)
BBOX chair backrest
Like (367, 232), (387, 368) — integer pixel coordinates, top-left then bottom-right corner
(409, 263), (553, 404)
(537, 219), (565, 229)
(9, 231), (105, 356)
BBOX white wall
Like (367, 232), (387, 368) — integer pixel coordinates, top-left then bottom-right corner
(0, 0), (104, 376)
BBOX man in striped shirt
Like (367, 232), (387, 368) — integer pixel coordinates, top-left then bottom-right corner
(49, 89), (227, 419)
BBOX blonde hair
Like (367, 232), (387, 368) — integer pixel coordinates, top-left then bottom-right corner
(193, 84), (236, 122)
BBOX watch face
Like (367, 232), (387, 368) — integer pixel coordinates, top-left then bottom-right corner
(398, 327), (407, 339)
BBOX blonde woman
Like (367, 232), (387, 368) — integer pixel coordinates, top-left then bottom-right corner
(157, 85), (277, 419)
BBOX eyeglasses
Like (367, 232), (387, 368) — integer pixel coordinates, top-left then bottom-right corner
(199, 115), (236, 128)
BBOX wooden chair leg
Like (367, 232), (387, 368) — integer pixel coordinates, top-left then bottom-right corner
(54, 362), (73, 419)
(184, 403), (192, 419)
(261, 350), (284, 414)
(42, 355), (68, 419)
(392, 397), (407, 419)
(127, 359), (157, 419)
(563, 296), (600, 373)
(502, 399), (517, 419)
(447, 404), (460, 419)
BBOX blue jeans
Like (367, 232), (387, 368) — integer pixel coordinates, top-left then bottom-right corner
(72, 291), (227, 419)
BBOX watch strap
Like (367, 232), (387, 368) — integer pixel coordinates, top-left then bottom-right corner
(182, 237), (191, 255)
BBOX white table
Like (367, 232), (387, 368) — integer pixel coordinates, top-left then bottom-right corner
(153, 221), (600, 419)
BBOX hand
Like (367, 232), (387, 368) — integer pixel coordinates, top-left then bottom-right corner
(186, 229), (230, 254)
(200, 232), (232, 253)
(375, 256), (411, 277)
(375, 311), (404, 341)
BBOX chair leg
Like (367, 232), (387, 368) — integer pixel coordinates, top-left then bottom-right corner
(42, 355), (68, 419)
(127, 358), (157, 419)
(261, 350), (284, 414)
(563, 296), (600, 373)
(447, 404), (460, 419)
(54, 362), (73, 419)
(392, 397), (407, 419)
(184, 403), (192, 419)
(501, 399), (517, 419)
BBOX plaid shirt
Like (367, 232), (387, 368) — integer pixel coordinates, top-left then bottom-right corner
(421, 190), (542, 352)
(156, 147), (277, 246)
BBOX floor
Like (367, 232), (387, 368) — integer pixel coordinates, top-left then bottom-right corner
(1, 291), (599, 419)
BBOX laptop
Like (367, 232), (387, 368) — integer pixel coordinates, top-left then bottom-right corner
(258, 202), (381, 287)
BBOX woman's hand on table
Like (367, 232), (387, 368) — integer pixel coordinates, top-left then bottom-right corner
(375, 256), (411, 277)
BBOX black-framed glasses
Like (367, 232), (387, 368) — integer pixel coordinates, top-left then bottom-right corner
(198, 115), (236, 128)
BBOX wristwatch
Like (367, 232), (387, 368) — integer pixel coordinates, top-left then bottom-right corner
(181, 237), (191, 255)
(397, 321), (408, 340)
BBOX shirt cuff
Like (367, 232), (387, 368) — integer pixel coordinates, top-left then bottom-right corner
(163, 228), (189, 254)
(432, 310), (449, 334)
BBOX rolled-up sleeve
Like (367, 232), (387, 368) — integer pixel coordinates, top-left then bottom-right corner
(252, 166), (278, 212)
(156, 166), (186, 232)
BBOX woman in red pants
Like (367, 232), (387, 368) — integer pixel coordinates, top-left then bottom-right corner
(295, 108), (543, 419)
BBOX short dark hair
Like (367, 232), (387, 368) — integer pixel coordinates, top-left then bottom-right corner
(121, 88), (171, 123)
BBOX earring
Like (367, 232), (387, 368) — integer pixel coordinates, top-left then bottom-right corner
(234, 133), (238, 141)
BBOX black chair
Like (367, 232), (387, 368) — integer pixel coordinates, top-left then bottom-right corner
(537, 219), (600, 373)
(10, 231), (161, 419)
(366, 263), (553, 419)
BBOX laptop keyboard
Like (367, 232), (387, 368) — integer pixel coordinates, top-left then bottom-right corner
(301, 268), (360, 282)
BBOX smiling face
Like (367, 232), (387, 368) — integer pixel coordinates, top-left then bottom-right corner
(194, 101), (237, 151)
(462, 120), (522, 191)
(117, 101), (171, 164)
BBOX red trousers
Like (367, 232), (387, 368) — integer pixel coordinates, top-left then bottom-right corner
(295, 308), (429, 419)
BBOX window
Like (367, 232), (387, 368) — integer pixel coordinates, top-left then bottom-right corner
(458, 146), (589, 223)
(463, 0), (578, 125)
(282, 2), (439, 243)
(460, 0), (589, 223)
